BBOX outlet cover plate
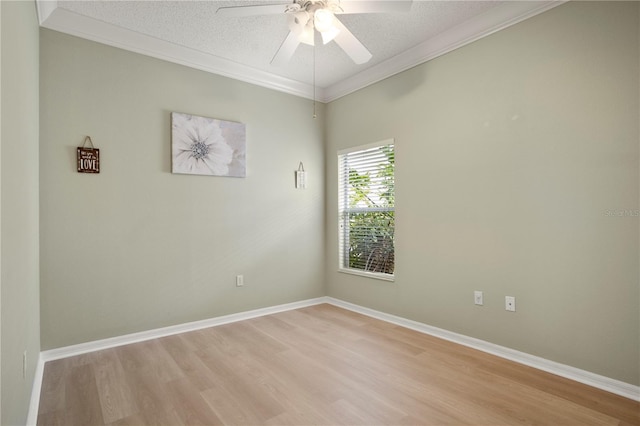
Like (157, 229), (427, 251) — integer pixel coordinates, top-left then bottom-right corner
(505, 296), (516, 312)
(474, 291), (483, 306)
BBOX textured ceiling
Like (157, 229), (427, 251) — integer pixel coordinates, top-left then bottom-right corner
(55, 0), (503, 87)
(40, 1), (563, 100)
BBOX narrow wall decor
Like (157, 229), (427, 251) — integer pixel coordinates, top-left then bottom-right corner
(295, 162), (306, 189)
(77, 136), (100, 173)
(172, 112), (246, 177)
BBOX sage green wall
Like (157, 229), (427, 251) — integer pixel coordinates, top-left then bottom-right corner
(1, 1), (41, 424)
(326, 1), (639, 386)
(40, 30), (325, 350)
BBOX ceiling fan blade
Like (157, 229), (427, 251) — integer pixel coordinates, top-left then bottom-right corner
(336, 0), (412, 14)
(271, 31), (302, 67)
(216, 3), (289, 17)
(332, 18), (372, 64)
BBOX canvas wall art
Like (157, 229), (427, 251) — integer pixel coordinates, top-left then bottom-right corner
(172, 112), (246, 177)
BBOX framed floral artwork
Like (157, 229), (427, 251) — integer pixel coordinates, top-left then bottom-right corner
(171, 112), (246, 177)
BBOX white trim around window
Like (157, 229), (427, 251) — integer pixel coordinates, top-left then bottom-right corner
(337, 139), (395, 281)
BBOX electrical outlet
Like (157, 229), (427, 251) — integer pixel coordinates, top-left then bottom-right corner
(474, 291), (483, 306)
(236, 275), (244, 287)
(505, 296), (516, 312)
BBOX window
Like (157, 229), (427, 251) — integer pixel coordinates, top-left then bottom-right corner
(338, 140), (395, 280)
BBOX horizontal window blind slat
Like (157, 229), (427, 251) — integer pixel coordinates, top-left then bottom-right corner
(341, 207), (394, 213)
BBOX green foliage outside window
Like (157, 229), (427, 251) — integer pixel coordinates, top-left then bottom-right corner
(343, 145), (395, 275)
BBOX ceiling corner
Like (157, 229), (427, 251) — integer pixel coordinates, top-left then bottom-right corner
(35, 0), (57, 25)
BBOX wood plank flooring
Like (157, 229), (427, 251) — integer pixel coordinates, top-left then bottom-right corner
(37, 304), (640, 425)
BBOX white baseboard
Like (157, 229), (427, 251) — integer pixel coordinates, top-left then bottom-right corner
(40, 297), (327, 362)
(27, 295), (639, 424)
(26, 353), (45, 426)
(325, 297), (640, 402)
(27, 297), (327, 424)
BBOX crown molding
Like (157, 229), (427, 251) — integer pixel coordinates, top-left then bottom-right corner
(36, 1), (565, 103)
(324, 0), (566, 102)
(36, 3), (320, 100)
(35, 0), (57, 25)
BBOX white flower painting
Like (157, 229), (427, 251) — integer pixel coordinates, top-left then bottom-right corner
(172, 112), (246, 177)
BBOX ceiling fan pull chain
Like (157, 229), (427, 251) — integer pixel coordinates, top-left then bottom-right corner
(313, 39), (317, 119)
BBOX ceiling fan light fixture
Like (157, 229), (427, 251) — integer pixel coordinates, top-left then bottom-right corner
(320, 25), (340, 44)
(288, 12), (314, 45)
(299, 21), (315, 45)
(313, 8), (336, 33)
(223, 0), (384, 66)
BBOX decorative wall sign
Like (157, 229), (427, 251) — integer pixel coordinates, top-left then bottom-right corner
(171, 112), (246, 177)
(77, 136), (100, 173)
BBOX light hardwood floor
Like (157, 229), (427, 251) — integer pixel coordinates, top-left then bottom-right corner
(37, 304), (639, 425)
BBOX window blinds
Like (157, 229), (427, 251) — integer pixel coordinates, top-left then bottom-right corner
(338, 140), (395, 276)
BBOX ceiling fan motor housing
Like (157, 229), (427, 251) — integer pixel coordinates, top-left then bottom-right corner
(287, 0), (342, 14)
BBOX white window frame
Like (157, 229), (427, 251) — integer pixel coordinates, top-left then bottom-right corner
(337, 139), (395, 282)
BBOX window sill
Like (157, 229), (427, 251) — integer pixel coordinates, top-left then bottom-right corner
(338, 268), (395, 282)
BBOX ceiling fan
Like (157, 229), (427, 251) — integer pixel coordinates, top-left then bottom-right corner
(216, 0), (413, 66)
